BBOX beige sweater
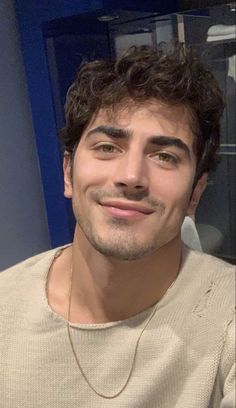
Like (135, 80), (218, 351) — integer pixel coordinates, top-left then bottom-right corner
(0, 246), (235, 408)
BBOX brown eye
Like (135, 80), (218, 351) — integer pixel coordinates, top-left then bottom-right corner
(158, 153), (175, 162)
(94, 143), (122, 157)
(99, 144), (116, 153)
(152, 151), (179, 166)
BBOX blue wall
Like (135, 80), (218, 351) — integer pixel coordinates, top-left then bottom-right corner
(14, 1), (105, 247)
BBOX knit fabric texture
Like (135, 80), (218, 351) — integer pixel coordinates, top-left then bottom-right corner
(0, 245), (235, 408)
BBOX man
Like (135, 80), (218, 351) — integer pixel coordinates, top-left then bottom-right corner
(0, 45), (235, 407)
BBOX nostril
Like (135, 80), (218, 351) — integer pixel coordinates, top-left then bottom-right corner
(115, 182), (128, 188)
(115, 182), (145, 189)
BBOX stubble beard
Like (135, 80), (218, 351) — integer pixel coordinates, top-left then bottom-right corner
(77, 217), (164, 260)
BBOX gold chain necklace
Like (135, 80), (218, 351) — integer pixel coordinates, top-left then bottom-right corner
(66, 265), (176, 399)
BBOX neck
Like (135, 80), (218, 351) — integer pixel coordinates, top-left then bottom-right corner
(67, 227), (182, 324)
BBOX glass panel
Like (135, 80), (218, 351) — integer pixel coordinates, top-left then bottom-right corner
(178, 4), (236, 263)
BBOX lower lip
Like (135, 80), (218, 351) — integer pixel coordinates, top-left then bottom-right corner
(102, 205), (150, 219)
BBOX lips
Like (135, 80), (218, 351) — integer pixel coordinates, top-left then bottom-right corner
(100, 200), (154, 218)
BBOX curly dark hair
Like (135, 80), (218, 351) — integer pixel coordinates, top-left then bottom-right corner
(60, 44), (225, 181)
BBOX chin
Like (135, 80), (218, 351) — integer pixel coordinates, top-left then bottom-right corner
(89, 233), (163, 260)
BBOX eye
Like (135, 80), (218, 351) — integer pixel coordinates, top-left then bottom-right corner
(93, 143), (122, 158)
(97, 144), (117, 153)
(152, 151), (179, 167)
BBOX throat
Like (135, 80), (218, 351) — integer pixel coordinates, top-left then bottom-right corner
(47, 241), (182, 325)
(68, 265), (179, 325)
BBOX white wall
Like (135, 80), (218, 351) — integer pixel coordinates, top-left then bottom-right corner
(0, 0), (51, 270)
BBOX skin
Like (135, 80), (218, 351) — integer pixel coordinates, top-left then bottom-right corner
(47, 100), (207, 324)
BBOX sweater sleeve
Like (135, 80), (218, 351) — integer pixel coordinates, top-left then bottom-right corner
(219, 315), (235, 408)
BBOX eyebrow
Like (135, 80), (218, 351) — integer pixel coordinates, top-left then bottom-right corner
(149, 135), (191, 157)
(86, 125), (191, 158)
(87, 125), (131, 140)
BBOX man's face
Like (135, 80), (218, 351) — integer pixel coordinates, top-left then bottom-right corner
(64, 100), (202, 260)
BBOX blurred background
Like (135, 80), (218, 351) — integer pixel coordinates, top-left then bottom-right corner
(0, 0), (235, 269)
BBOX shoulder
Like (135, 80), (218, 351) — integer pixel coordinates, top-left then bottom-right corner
(183, 245), (235, 281)
(0, 245), (69, 300)
(182, 247), (235, 320)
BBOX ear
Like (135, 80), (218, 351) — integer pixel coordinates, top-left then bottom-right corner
(63, 154), (73, 198)
(187, 173), (208, 218)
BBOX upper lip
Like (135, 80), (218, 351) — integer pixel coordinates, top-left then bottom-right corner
(100, 200), (154, 214)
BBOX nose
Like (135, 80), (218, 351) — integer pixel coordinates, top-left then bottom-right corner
(113, 150), (148, 192)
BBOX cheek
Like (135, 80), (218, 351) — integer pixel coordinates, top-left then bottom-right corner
(152, 171), (193, 207)
(73, 155), (109, 192)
